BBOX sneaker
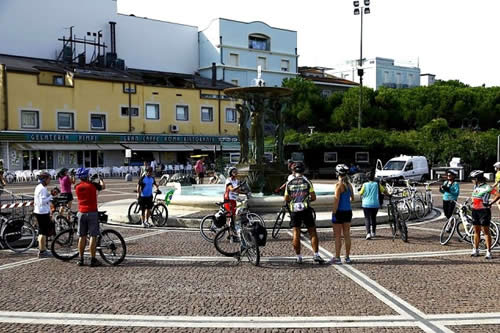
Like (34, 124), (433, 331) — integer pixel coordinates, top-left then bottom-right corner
(90, 258), (102, 267)
(296, 256), (303, 264)
(77, 258), (84, 266)
(366, 233), (372, 240)
(38, 250), (52, 258)
(371, 231), (376, 238)
(485, 251), (492, 260)
(330, 257), (342, 265)
(344, 257), (353, 264)
(313, 254), (325, 264)
(471, 248), (479, 257)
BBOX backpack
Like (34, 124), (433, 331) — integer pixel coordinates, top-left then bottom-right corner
(251, 221), (267, 247)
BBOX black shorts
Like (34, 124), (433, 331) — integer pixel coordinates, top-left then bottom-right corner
(34, 213), (52, 236)
(290, 209), (315, 229)
(138, 196), (153, 210)
(471, 209), (491, 227)
(59, 192), (73, 201)
(198, 172), (205, 178)
(334, 210), (353, 224)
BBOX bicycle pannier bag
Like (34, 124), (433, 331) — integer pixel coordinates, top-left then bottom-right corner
(3, 219), (24, 242)
(214, 211), (226, 228)
(252, 221), (267, 247)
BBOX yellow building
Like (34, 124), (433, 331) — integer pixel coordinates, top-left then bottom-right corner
(0, 54), (240, 170)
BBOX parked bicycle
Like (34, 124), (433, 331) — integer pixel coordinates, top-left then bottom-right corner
(387, 196), (408, 242)
(51, 211), (126, 265)
(213, 195), (266, 266)
(421, 181), (437, 214)
(127, 189), (172, 226)
(272, 202), (315, 239)
(200, 201), (231, 242)
(440, 199), (499, 248)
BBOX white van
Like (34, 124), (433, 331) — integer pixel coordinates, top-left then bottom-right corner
(375, 155), (429, 181)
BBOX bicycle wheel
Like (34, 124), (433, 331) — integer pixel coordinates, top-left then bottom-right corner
(272, 209), (285, 239)
(413, 198), (426, 219)
(51, 229), (79, 260)
(440, 217), (456, 245)
(398, 219), (408, 242)
(243, 228), (260, 266)
(151, 203), (168, 227)
(488, 222), (499, 249)
(98, 229), (127, 266)
(54, 215), (71, 234)
(214, 226), (240, 257)
(387, 206), (396, 237)
(396, 201), (411, 222)
(2, 219), (36, 253)
(456, 219), (473, 244)
(200, 215), (220, 242)
(127, 201), (141, 224)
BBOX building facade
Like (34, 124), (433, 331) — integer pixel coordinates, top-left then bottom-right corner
(329, 57), (421, 90)
(199, 18), (298, 87)
(298, 67), (358, 97)
(0, 55), (238, 171)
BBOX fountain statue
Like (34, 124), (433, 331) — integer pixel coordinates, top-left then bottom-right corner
(224, 67), (292, 194)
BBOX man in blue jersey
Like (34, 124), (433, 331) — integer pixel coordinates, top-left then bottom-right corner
(137, 166), (158, 228)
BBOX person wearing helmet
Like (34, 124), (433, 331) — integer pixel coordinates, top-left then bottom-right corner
(439, 169), (460, 220)
(331, 163), (355, 264)
(284, 162), (325, 264)
(274, 160), (300, 194)
(469, 170), (499, 259)
(57, 168), (75, 211)
(137, 166), (158, 228)
(223, 167), (242, 229)
(74, 167), (106, 266)
(33, 172), (53, 258)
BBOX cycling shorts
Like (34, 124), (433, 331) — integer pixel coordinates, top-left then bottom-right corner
(290, 208), (315, 229)
(138, 196), (154, 210)
(471, 209), (491, 227)
(224, 200), (237, 216)
(333, 210), (353, 224)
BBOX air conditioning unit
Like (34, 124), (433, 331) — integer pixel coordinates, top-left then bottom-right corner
(169, 124), (179, 133)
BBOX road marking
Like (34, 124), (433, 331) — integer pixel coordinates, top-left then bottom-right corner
(0, 258), (46, 271)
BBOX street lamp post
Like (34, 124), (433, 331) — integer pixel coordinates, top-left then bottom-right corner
(353, 0), (370, 129)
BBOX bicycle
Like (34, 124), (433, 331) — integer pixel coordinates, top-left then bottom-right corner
(272, 203), (315, 239)
(421, 181), (437, 214)
(213, 195), (266, 266)
(50, 211), (126, 265)
(128, 189), (173, 226)
(402, 180), (426, 220)
(200, 201), (231, 242)
(387, 196), (408, 242)
(440, 199), (499, 248)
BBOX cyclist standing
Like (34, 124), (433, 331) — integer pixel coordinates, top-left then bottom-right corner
(75, 168), (105, 266)
(469, 170), (499, 259)
(137, 166), (158, 228)
(284, 162), (324, 264)
(33, 172), (53, 258)
(440, 169), (460, 220)
(224, 167), (241, 228)
(331, 164), (354, 264)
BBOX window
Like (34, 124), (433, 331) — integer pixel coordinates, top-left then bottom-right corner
(281, 59), (290, 72)
(404, 162), (413, 171)
(201, 107), (213, 122)
(229, 153), (240, 164)
(145, 104), (159, 120)
(324, 152), (338, 163)
(53, 76), (64, 86)
(231, 79), (239, 86)
(248, 34), (270, 51)
(121, 107), (139, 117)
(90, 114), (106, 130)
(21, 110), (39, 129)
(408, 74), (414, 86)
(257, 57), (267, 70)
(291, 152), (304, 162)
(355, 152), (370, 163)
(229, 53), (239, 66)
(225, 108), (237, 123)
(57, 112), (74, 130)
(396, 72), (402, 85)
(321, 90), (332, 98)
(176, 105), (189, 121)
(383, 71), (390, 83)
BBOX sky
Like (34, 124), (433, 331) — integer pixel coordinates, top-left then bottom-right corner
(117, 0), (500, 87)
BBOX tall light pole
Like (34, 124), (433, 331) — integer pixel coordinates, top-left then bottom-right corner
(353, 0), (370, 129)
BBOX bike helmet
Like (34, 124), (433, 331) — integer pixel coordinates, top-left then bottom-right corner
(38, 171), (51, 180)
(57, 168), (68, 178)
(446, 169), (458, 177)
(76, 167), (90, 179)
(336, 164), (349, 176)
(293, 162), (305, 173)
(228, 167), (238, 177)
(469, 170), (484, 179)
(494, 162), (500, 169)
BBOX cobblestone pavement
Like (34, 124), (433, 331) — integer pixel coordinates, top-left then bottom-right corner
(0, 180), (499, 332)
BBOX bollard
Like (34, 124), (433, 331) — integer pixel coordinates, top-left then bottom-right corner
(125, 173), (132, 182)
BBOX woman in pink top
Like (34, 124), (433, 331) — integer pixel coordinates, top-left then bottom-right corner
(58, 168), (75, 209)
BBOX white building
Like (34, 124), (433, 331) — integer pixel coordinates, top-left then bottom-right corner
(420, 73), (436, 86)
(199, 18), (298, 87)
(329, 57), (421, 90)
(0, 0), (199, 74)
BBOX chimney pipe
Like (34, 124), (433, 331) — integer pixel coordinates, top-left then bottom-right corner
(109, 21), (116, 54)
(211, 62), (217, 87)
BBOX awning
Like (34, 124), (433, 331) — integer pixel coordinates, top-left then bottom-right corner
(122, 144), (193, 151)
(97, 144), (126, 150)
(190, 144), (216, 151)
(20, 143), (101, 150)
(220, 142), (240, 151)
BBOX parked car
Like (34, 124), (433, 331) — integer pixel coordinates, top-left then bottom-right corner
(375, 155), (429, 182)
